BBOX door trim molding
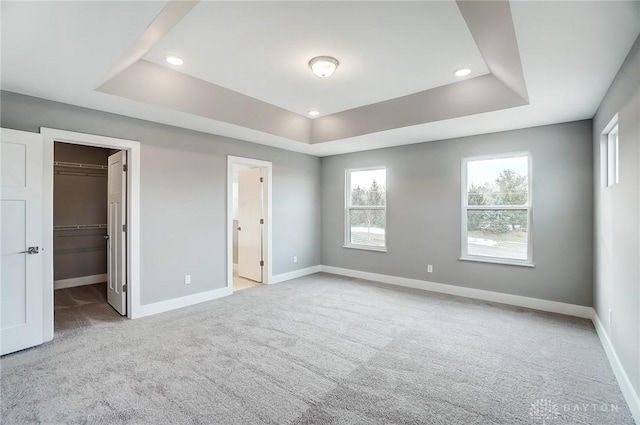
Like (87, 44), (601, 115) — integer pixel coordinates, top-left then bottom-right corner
(41, 128), (141, 341)
(227, 156), (273, 290)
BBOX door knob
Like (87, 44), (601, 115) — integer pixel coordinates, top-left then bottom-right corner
(237, 227), (241, 231)
(19, 246), (39, 254)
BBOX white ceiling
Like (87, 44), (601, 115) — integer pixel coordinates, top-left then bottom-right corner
(1, 1), (639, 157)
(144, 1), (489, 117)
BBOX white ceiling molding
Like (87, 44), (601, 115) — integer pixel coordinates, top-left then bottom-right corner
(97, 0), (528, 146)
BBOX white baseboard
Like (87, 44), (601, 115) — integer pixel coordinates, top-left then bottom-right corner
(54, 274), (107, 290)
(131, 265), (321, 320)
(592, 312), (640, 423)
(320, 265), (594, 319)
(133, 286), (232, 319)
(271, 265), (322, 284)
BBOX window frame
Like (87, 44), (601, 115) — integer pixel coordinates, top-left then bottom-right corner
(460, 151), (533, 267)
(601, 114), (619, 188)
(344, 166), (387, 252)
(607, 124), (619, 187)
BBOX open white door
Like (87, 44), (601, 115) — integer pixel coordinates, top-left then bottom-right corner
(237, 167), (263, 282)
(107, 151), (126, 315)
(1, 128), (44, 356)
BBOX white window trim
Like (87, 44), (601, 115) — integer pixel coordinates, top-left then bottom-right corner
(344, 166), (387, 252)
(607, 125), (619, 187)
(601, 114), (619, 188)
(460, 151), (533, 267)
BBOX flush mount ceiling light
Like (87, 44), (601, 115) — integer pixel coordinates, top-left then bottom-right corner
(309, 56), (339, 78)
(308, 109), (320, 117)
(454, 68), (471, 77)
(165, 56), (184, 66)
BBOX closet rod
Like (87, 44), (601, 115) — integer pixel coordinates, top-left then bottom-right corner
(54, 170), (106, 178)
(54, 246), (106, 255)
(54, 224), (107, 231)
(54, 161), (107, 170)
(54, 234), (106, 238)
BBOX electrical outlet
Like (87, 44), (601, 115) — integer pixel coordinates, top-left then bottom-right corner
(184, 275), (191, 285)
(293, 256), (298, 263)
(608, 309), (612, 324)
(427, 265), (433, 273)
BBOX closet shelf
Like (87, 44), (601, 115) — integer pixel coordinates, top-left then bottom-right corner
(54, 161), (107, 170)
(54, 224), (107, 231)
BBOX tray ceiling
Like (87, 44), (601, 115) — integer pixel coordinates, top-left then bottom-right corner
(143, 1), (490, 117)
(2, 1), (639, 156)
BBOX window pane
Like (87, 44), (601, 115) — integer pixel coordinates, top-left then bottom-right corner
(466, 209), (528, 260)
(607, 126), (619, 187)
(350, 169), (386, 206)
(350, 209), (385, 247)
(467, 156), (528, 205)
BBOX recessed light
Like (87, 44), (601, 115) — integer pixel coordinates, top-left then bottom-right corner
(309, 56), (339, 78)
(454, 68), (471, 77)
(308, 110), (320, 116)
(165, 56), (184, 66)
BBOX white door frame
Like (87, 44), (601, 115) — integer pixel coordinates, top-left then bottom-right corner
(227, 156), (272, 289)
(41, 128), (141, 341)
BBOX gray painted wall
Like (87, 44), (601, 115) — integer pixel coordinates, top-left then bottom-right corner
(53, 142), (110, 281)
(593, 36), (640, 397)
(321, 120), (594, 306)
(1, 91), (321, 305)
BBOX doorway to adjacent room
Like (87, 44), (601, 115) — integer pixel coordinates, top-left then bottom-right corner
(227, 156), (272, 292)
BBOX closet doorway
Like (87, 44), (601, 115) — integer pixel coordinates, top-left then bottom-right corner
(53, 142), (127, 332)
(227, 156), (272, 292)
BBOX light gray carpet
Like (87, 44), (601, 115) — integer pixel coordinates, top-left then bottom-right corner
(53, 283), (127, 333)
(1, 273), (634, 424)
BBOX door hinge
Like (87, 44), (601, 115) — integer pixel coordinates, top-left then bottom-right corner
(260, 260), (264, 267)
(123, 164), (128, 172)
(259, 218), (264, 224)
(122, 224), (127, 232)
(260, 177), (263, 183)
(122, 284), (127, 293)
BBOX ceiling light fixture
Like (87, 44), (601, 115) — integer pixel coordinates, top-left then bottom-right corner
(309, 56), (339, 78)
(308, 110), (320, 117)
(454, 68), (471, 77)
(165, 56), (184, 66)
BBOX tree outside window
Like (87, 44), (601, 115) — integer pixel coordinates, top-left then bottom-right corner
(346, 168), (386, 250)
(463, 154), (532, 265)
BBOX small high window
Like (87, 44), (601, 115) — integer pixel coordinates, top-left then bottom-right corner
(600, 115), (619, 188)
(606, 124), (619, 187)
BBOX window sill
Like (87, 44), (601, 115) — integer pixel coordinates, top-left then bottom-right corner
(459, 256), (534, 268)
(343, 244), (387, 253)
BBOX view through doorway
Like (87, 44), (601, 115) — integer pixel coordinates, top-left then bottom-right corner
(53, 142), (128, 333)
(227, 156), (272, 292)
